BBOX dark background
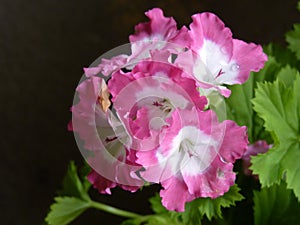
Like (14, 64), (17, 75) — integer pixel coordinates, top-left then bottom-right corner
(1, 0), (299, 224)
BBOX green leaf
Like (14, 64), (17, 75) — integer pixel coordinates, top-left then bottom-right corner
(251, 74), (300, 200)
(264, 43), (300, 69)
(225, 74), (254, 141)
(45, 197), (90, 225)
(181, 202), (203, 225)
(149, 194), (168, 214)
(45, 162), (92, 225)
(148, 189), (244, 225)
(121, 219), (140, 225)
(173, 184), (244, 224)
(253, 182), (300, 225)
(148, 195), (184, 225)
(225, 56), (280, 143)
(286, 23), (300, 60)
(58, 161), (90, 201)
(79, 161), (92, 192)
(193, 184), (244, 221)
(277, 65), (300, 88)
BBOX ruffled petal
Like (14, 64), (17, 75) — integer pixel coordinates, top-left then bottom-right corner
(160, 176), (194, 212)
(183, 12), (267, 97)
(189, 12), (233, 60)
(181, 158), (235, 198)
(84, 55), (129, 78)
(217, 120), (249, 163)
(228, 39), (268, 84)
(87, 169), (141, 194)
(128, 8), (190, 67)
(129, 8), (189, 47)
(137, 107), (247, 211)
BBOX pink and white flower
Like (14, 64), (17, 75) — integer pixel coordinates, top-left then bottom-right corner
(84, 8), (190, 78)
(128, 8), (190, 64)
(136, 108), (248, 211)
(108, 61), (207, 151)
(71, 8), (268, 212)
(71, 76), (143, 193)
(176, 12), (268, 97)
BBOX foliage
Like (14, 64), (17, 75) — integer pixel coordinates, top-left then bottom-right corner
(45, 162), (91, 225)
(253, 182), (300, 225)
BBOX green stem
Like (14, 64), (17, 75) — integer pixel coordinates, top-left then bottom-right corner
(89, 200), (142, 218)
(89, 200), (186, 225)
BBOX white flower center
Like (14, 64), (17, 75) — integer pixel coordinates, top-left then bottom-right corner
(172, 126), (219, 175)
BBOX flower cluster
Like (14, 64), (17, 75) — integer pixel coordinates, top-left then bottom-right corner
(71, 8), (267, 211)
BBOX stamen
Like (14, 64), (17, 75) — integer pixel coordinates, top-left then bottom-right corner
(216, 69), (225, 78)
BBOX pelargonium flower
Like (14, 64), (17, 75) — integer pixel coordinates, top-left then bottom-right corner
(108, 61), (207, 151)
(128, 8), (190, 64)
(71, 76), (143, 193)
(176, 12), (268, 97)
(136, 108), (248, 211)
(84, 8), (190, 77)
(71, 8), (266, 213)
(242, 140), (271, 177)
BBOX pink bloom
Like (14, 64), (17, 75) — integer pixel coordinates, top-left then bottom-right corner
(108, 61), (207, 152)
(136, 108), (248, 211)
(71, 76), (143, 192)
(71, 8), (263, 211)
(85, 8), (190, 77)
(128, 8), (190, 64)
(242, 140), (271, 176)
(176, 12), (267, 97)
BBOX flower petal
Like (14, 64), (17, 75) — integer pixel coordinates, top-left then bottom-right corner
(160, 176), (194, 212)
(190, 12), (233, 60)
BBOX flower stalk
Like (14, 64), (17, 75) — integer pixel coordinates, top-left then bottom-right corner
(89, 200), (142, 218)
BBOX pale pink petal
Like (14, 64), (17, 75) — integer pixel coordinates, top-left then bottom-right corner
(71, 76), (143, 191)
(84, 67), (102, 78)
(149, 49), (171, 64)
(71, 77), (105, 151)
(99, 55), (129, 76)
(84, 55), (128, 78)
